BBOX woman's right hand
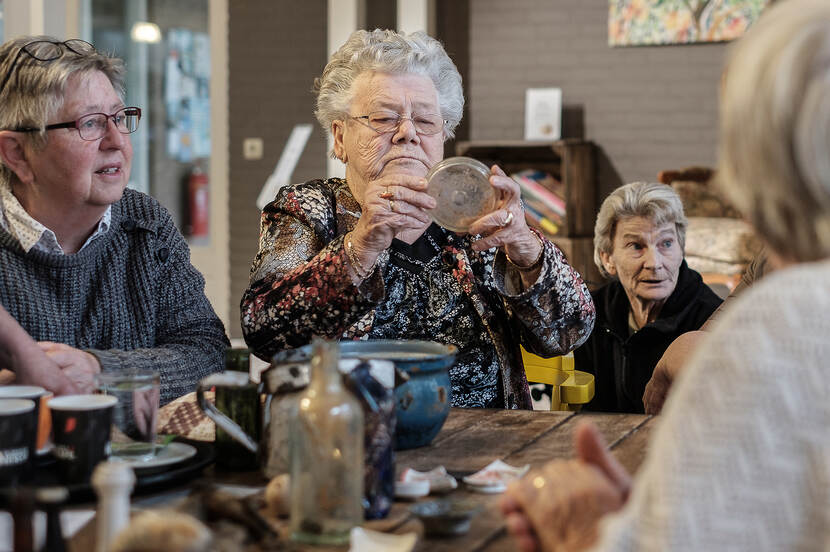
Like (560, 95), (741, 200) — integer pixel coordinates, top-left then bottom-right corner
(0, 305), (79, 395)
(348, 173), (436, 270)
(500, 422), (631, 551)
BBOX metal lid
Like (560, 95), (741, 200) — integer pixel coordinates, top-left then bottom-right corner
(426, 156), (497, 232)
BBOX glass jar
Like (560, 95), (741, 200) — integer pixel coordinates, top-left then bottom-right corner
(214, 347), (259, 470)
(289, 339), (364, 545)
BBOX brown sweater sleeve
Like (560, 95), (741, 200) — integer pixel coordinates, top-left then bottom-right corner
(701, 249), (771, 330)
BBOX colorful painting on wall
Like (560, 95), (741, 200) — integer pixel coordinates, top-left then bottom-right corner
(609, 0), (771, 46)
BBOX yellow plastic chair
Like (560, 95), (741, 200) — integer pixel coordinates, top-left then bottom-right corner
(522, 348), (594, 411)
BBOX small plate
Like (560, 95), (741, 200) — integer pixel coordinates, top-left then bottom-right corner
(409, 499), (482, 537)
(462, 460), (529, 494)
(394, 480), (430, 500)
(350, 527), (417, 552)
(400, 466), (458, 494)
(112, 442), (197, 472)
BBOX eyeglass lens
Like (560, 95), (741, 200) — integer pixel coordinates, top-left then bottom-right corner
(77, 108), (141, 140)
(0, 40), (96, 96)
(22, 39), (95, 61)
(365, 111), (444, 135)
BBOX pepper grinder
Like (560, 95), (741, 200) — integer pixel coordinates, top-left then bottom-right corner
(91, 461), (135, 552)
(35, 486), (69, 552)
(12, 487), (35, 552)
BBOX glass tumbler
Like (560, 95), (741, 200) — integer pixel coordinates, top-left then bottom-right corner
(96, 369), (160, 462)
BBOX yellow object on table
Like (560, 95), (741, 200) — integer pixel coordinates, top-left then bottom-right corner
(521, 349), (594, 411)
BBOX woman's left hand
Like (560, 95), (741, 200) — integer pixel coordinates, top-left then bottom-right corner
(468, 165), (542, 267)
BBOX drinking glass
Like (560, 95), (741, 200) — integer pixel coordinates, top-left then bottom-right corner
(96, 370), (160, 461)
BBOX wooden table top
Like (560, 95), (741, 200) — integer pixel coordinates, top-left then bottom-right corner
(69, 408), (654, 552)
(397, 408), (654, 552)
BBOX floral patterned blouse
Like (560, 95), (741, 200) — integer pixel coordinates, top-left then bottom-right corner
(241, 178), (595, 409)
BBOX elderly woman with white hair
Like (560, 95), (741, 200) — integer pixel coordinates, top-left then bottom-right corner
(501, 1), (830, 550)
(574, 181), (721, 413)
(241, 29), (595, 409)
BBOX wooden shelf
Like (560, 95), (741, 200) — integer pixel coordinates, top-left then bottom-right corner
(550, 235), (604, 289)
(455, 139), (604, 287)
(455, 140), (597, 237)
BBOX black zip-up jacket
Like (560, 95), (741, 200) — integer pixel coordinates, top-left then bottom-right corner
(574, 261), (722, 413)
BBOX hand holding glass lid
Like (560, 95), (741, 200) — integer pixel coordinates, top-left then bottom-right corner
(426, 157), (544, 275)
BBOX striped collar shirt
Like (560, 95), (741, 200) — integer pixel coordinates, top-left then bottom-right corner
(0, 179), (111, 254)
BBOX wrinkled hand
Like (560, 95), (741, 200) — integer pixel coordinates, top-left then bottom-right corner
(0, 305), (77, 395)
(500, 422), (631, 552)
(643, 330), (707, 414)
(38, 342), (101, 394)
(349, 173), (436, 269)
(468, 165), (541, 263)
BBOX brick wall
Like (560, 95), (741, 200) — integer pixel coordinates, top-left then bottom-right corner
(228, 0), (328, 337)
(225, 1), (729, 335)
(468, 0), (727, 198)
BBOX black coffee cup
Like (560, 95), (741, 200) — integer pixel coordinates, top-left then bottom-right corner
(48, 395), (117, 484)
(0, 385), (50, 451)
(0, 398), (37, 487)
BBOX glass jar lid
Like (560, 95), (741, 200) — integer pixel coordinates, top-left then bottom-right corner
(425, 156), (497, 233)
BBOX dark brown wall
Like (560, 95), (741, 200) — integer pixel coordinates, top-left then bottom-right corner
(435, 0), (470, 159)
(467, 0), (726, 198)
(228, 1), (328, 337)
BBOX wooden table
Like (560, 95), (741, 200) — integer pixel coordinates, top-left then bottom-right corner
(397, 408), (654, 552)
(69, 408), (654, 552)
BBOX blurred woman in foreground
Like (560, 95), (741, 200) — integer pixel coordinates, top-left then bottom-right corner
(501, 0), (830, 549)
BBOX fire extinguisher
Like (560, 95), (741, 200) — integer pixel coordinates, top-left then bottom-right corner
(187, 166), (209, 238)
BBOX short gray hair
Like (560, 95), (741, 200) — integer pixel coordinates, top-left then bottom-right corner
(313, 29), (463, 149)
(718, 0), (830, 263)
(593, 181), (688, 279)
(0, 36), (125, 183)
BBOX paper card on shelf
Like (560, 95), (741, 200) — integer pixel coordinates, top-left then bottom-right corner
(524, 88), (562, 141)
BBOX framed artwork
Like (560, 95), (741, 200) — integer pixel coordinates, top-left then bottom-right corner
(609, 0), (771, 46)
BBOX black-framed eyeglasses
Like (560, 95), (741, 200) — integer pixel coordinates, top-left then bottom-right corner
(11, 107), (141, 141)
(0, 39), (96, 96)
(350, 110), (446, 136)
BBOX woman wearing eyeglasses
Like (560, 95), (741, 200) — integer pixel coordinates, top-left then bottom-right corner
(0, 36), (228, 403)
(241, 30), (594, 409)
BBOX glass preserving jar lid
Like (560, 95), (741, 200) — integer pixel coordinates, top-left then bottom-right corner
(425, 156), (497, 233)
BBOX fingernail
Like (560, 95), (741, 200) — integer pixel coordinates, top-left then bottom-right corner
(419, 178), (427, 186)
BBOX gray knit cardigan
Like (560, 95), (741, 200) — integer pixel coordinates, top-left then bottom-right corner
(0, 188), (229, 404)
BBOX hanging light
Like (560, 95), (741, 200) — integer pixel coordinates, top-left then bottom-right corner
(131, 22), (162, 44)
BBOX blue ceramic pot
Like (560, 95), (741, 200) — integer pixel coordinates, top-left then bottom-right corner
(338, 340), (456, 450)
(274, 340), (456, 451)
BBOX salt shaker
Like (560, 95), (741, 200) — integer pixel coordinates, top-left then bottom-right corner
(91, 461), (136, 552)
